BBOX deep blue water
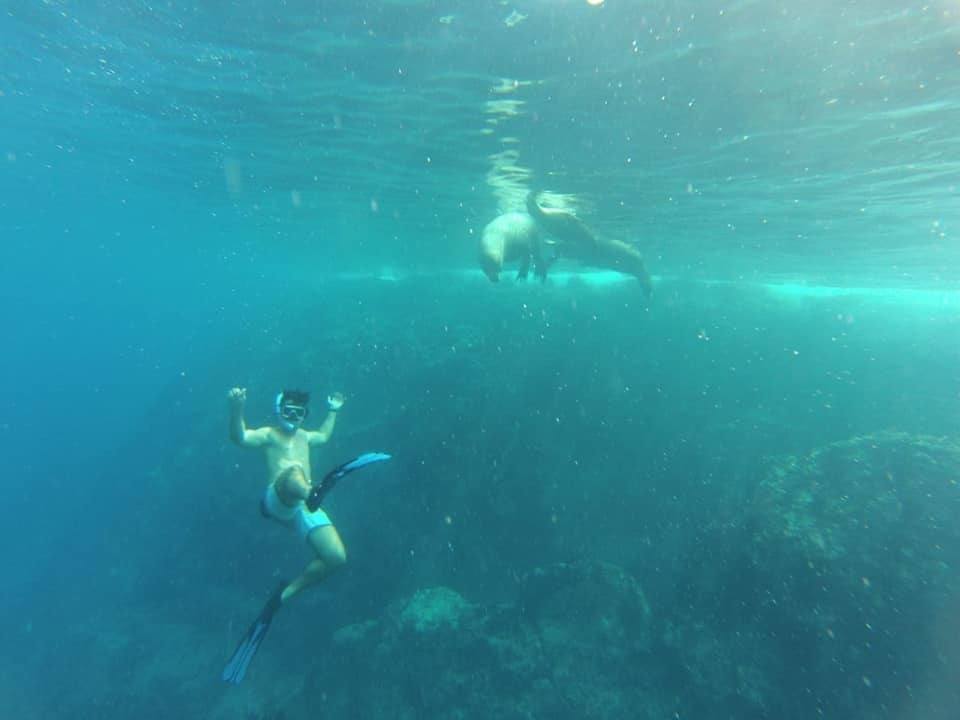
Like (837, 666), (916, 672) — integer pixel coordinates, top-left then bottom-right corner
(2, 2), (960, 718)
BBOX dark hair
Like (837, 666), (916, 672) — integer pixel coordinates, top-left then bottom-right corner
(279, 389), (310, 406)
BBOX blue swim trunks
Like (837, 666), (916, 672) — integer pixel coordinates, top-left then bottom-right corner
(261, 483), (332, 542)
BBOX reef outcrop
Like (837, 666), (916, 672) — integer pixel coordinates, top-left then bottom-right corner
(305, 561), (657, 720)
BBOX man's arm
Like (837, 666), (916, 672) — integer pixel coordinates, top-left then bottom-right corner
(307, 392), (344, 446)
(228, 387), (271, 447)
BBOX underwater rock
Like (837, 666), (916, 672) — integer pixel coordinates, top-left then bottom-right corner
(397, 586), (474, 634)
(752, 431), (960, 602)
(660, 615), (776, 717)
(520, 560), (653, 657)
(745, 432), (960, 716)
(305, 561), (661, 720)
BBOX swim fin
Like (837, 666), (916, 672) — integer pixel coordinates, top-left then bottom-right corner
(306, 452), (392, 512)
(222, 582), (286, 685)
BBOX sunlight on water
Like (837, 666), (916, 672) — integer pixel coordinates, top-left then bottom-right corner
(327, 269), (960, 307)
(761, 281), (960, 307)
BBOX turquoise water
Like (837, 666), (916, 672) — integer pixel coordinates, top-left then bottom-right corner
(6, 1), (959, 281)
(2, 2), (959, 719)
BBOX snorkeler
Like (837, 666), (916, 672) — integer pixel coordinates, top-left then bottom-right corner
(222, 387), (390, 684)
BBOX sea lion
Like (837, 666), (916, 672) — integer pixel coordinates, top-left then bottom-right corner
(526, 191), (653, 297)
(525, 191), (599, 255)
(478, 211), (551, 282)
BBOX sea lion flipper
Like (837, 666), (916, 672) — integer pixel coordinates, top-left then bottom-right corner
(516, 252), (530, 281)
(534, 255), (552, 282)
(525, 190), (543, 221)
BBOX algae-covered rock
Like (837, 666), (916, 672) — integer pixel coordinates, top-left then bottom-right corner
(520, 561), (653, 681)
(518, 561), (656, 719)
(397, 586), (473, 634)
(745, 432), (960, 717)
(304, 561), (661, 720)
(752, 432), (960, 603)
(331, 618), (377, 647)
(660, 616), (777, 716)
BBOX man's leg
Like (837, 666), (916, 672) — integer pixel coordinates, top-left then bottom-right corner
(281, 525), (347, 603)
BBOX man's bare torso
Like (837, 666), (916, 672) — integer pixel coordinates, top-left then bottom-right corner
(264, 428), (313, 484)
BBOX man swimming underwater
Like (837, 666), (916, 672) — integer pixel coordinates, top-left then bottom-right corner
(222, 387), (390, 684)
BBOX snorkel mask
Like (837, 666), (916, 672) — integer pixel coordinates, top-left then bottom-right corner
(275, 389), (310, 432)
